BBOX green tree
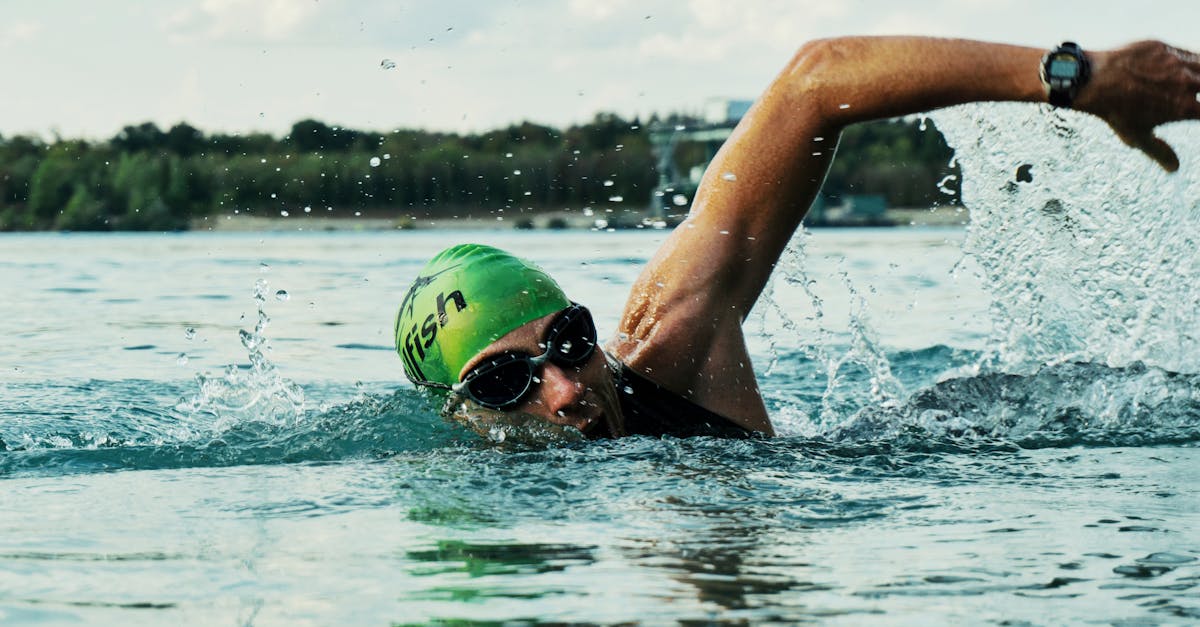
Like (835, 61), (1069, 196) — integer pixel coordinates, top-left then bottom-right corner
(57, 183), (109, 230)
(165, 123), (205, 157)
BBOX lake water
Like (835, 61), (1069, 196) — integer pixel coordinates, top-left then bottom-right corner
(2, 105), (1200, 625)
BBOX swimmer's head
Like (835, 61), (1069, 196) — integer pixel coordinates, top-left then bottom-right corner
(394, 243), (570, 388)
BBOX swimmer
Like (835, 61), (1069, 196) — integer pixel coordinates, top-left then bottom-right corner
(396, 37), (1200, 439)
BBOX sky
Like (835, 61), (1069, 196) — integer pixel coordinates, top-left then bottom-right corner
(2, 0), (1197, 140)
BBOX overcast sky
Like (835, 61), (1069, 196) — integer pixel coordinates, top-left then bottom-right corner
(2, 0), (1197, 140)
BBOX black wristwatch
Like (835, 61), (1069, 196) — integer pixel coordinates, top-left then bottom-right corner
(1040, 42), (1090, 108)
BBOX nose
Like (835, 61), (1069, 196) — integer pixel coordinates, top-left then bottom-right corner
(535, 361), (588, 427)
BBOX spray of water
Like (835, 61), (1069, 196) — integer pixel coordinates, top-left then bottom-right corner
(174, 276), (307, 435)
(931, 103), (1200, 373)
(758, 231), (904, 429)
(763, 103), (1200, 443)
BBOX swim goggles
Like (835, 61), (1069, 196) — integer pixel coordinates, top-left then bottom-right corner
(427, 304), (598, 410)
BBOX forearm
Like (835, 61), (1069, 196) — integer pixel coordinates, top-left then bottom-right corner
(789, 37), (1048, 129)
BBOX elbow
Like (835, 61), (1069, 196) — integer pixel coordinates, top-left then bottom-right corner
(778, 38), (853, 124)
(782, 38), (839, 90)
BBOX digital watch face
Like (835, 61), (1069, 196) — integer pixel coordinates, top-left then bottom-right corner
(1048, 56), (1079, 80)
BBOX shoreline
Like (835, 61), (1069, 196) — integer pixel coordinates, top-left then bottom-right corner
(189, 206), (968, 232)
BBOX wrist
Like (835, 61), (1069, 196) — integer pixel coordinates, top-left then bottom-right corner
(1070, 49), (1109, 115)
(1040, 42), (1091, 108)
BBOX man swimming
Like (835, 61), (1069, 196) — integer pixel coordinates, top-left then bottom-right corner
(396, 37), (1200, 439)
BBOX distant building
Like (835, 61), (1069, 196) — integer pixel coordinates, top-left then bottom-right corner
(704, 99), (754, 124)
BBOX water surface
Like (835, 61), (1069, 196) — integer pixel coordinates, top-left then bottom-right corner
(2, 105), (1199, 625)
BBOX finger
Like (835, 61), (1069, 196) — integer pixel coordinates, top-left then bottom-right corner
(1168, 45), (1200, 66)
(1130, 133), (1181, 173)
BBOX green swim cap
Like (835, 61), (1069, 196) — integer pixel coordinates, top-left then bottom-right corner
(395, 244), (570, 387)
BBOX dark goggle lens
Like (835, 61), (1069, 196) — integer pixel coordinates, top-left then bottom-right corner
(547, 308), (596, 364)
(464, 357), (534, 409)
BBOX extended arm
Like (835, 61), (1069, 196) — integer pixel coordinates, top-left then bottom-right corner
(611, 37), (1200, 432)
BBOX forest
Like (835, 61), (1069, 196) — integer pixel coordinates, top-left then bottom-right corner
(0, 113), (959, 231)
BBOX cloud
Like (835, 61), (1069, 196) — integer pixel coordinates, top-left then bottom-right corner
(164, 0), (321, 44)
(567, 0), (638, 21)
(0, 20), (42, 47)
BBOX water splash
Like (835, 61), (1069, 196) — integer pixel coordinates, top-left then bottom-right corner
(930, 103), (1200, 373)
(763, 104), (1200, 442)
(828, 262), (903, 407)
(758, 231), (901, 429)
(174, 277), (306, 435)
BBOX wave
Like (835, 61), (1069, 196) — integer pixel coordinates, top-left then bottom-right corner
(0, 380), (466, 478)
(826, 360), (1200, 449)
(4, 354), (1197, 480)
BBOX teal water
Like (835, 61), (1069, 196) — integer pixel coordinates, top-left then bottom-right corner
(2, 106), (1200, 625)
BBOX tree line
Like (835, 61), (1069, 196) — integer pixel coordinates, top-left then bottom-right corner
(0, 114), (959, 231)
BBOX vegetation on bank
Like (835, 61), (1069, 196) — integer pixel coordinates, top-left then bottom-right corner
(0, 114), (959, 231)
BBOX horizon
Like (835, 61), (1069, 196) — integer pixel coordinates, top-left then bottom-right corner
(1, 110), (726, 144)
(3, 1), (1198, 141)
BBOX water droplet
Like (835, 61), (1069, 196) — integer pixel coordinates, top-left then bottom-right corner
(176, 353), (188, 366)
(674, 124), (686, 131)
(369, 157), (381, 167)
(608, 196), (624, 202)
(513, 169), (522, 175)
(838, 103), (850, 109)
(623, 385), (634, 394)
(184, 327), (196, 340)
(303, 206), (312, 213)
(380, 58), (396, 70)
(918, 116), (928, 131)
(672, 194), (688, 206)
(280, 210), (289, 217)
(582, 207), (594, 217)
(559, 340), (573, 353)
(488, 427), (507, 443)
(505, 152), (513, 158)
(275, 290), (290, 302)
(722, 172), (737, 181)
(603, 180), (614, 187)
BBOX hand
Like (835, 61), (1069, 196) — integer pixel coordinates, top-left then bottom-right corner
(1080, 40), (1200, 172)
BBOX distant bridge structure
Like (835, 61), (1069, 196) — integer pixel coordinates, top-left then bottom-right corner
(647, 99), (753, 220)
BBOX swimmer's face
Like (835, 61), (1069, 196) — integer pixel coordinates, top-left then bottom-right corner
(449, 309), (624, 440)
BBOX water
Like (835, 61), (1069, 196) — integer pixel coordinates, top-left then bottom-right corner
(2, 105), (1199, 624)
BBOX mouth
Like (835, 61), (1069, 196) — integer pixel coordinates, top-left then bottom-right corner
(578, 412), (611, 439)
